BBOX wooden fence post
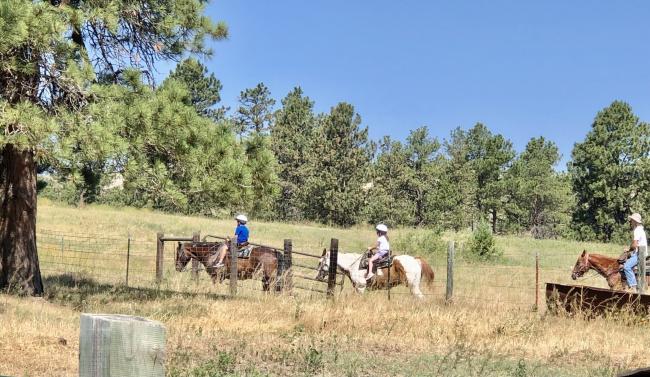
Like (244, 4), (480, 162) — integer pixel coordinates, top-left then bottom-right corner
(327, 238), (339, 298)
(284, 239), (293, 294)
(639, 245), (647, 294)
(229, 238), (238, 296)
(446, 241), (454, 303)
(275, 251), (284, 293)
(387, 249), (391, 301)
(80, 314), (166, 377)
(192, 231), (200, 282)
(535, 251), (540, 311)
(125, 234), (131, 287)
(156, 232), (164, 283)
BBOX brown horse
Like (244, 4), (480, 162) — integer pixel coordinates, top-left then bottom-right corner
(175, 242), (279, 291)
(571, 250), (650, 290)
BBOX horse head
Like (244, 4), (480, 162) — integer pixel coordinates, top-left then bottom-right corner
(315, 248), (329, 281)
(175, 242), (191, 272)
(571, 250), (590, 280)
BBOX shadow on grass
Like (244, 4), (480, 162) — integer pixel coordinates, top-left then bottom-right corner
(43, 273), (231, 310)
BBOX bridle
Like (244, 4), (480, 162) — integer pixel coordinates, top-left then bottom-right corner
(572, 252), (618, 281)
(177, 242), (222, 271)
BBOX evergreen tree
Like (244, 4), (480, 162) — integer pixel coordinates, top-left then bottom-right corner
(243, 133), (279, 218)
(168, 58), (226, 120)
(270, 87), (317, 220)
(366, 137), (415, 225)
(569, 101), (650, 242)
(235, 83), (276, 136)
(405, 127), (444, 226)
(304, 103), (372, 226)
(0, 0), (226, 294)
(466, 123), (515, 232)
(505, 137), (572, 237)
(120, 74), (251, 215)
(440, 128), (477, 231)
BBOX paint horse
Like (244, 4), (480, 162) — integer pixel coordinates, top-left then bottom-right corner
(175, 241), (279, 291)
(315, 250), (435, 298)
(571, 250), (650, 290)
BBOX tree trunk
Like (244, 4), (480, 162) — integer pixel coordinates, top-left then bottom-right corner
(0, 145), (44, 295)
(491, 208), (497, 233)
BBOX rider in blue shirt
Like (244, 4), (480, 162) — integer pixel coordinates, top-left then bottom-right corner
(235, 216), (249, 246)
(215, 214), (249, 268)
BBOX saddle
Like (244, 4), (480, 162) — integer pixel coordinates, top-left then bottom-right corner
(617, 251), (650, 277)
(359, 252), (393, 271)
(237, 245), (253, 258)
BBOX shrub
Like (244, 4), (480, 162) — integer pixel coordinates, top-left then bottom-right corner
(392, 229), (445, 257)
(468, 222), (501, 261)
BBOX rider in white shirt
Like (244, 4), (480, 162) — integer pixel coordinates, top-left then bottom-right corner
(366, 224), (390, 279)
(622, 213), (647, 292)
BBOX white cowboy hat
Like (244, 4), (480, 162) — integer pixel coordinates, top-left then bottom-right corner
(629, 213), (643, 224)
(376, 224), (388, 232)
(235, 214), (248, 223)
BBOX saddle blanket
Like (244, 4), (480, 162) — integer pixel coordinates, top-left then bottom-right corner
(238, 245), (253, 258)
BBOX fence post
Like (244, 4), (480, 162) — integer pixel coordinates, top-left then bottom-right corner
(387, 249), (391, 301)
(639, 245), (647, 294)
(192, 231), (200, 282)
(126, 234), (131, 287)
(327, 238), (339, 298)
(156, 232), (164, 283)
(283, 239), (293, 294)
(275, 250), (284, 293)
(446, 241), (454, 303)
(534, 251), (540, 311)
(229, 238), (238, 296)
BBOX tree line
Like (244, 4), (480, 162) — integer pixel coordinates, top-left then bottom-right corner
(1, 0), (646, 294)
(38, 56), (650, 245)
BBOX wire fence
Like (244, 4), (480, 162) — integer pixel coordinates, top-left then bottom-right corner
(36, 229), (620, 310)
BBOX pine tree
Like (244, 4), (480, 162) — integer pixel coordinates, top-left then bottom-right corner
(505, 137), (572, 237)
(366, 137), (415, 225)
(440, 128), (477, 231)
(243, 133), (279, 218)
(168, 58), (226, 120)
(0, 0), (226, 294)
(235, 83), (276, 136)
(120, 73), (251, 215)
(569, 101), (650, 241)
(270, 87), (317, 220)
(466, 123), (515, 232)
(304, 103), (372, 226)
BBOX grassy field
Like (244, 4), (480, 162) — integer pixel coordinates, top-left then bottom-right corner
(0, 199), (646, 376)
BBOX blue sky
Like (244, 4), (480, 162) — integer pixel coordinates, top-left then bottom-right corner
(174, 1), (650, 168)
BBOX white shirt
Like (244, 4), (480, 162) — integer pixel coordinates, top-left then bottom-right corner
(377, 235), (390, 253)
(634, 225), (647, 248)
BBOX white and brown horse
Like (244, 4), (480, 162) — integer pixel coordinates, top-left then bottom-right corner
(315, 251), (434, 298)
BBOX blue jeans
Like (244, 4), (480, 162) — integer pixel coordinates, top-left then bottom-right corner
(623, 252), (638, 287)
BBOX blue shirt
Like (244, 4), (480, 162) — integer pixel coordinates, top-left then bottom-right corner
(235, 224), (249, 244)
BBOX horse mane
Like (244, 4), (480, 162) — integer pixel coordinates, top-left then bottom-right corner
(588, 252), (618, 267)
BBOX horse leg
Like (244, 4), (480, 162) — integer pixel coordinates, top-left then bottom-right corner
(261, 272), (270, 292)
(407, 267), (424, 299)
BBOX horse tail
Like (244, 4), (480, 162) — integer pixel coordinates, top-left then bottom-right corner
(416, 257), (435, 286)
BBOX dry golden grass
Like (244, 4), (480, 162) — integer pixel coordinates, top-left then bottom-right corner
(0, 200), (646, 376)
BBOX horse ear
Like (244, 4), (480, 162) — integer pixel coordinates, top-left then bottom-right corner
(321, 248), (327, 257)
(581, 250), (586, 256)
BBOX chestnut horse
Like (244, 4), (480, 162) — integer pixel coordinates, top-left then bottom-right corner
(315, 251), (435, 298)
(571, 250), (650, 290)
(175, 242), (279, 291)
